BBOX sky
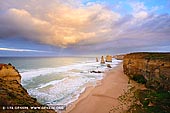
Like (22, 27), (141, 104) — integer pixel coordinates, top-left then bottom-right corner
(0, 0), (170, 56)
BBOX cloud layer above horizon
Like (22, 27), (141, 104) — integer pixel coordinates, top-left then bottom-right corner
(0, 0), (170, 55)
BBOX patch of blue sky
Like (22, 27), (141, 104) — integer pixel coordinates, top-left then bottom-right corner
(82, 0), (170, 14)
(142, 0), (170, 14)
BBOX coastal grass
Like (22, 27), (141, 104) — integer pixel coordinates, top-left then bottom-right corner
(131, 89), (170, 113)
(109, 80), (170, 113)
(125, 52), (170, 60)
(131, 74), (147, 84)
(144, 53), (170, 60)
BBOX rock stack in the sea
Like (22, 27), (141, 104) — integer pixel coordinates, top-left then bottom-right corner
(107, 64), (112, 68)
(90, 70), (103, 73)
(0, 63), (56, 113)
(106, 55), (112, 62)
(96, 57), (99, 62)
(100, 56), (105, 64)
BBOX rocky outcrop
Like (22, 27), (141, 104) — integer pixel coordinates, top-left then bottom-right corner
(90, 70), (103, 73)
(0, 63), (56, 113)
(123, 52), (170, 91)
(107, 64), (112, 68)
(96, 57), (99, 62)
(0, 64), (21, 83)
(113, 54), (125, 60)
(105, 55), (112, 62)
(101, 56), (105, 64)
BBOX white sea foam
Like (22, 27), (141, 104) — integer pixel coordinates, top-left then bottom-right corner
(28, 76), (91, 105)
(21, 58), (122, 106)
(37, 77), (68, 89)
(21, 61), (98, 80)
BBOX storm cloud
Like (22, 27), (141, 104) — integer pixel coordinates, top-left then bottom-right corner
(0, 0), (170, 54)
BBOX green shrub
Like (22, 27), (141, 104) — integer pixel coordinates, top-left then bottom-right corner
(132, 75), (147, 84)
(133, 89), (170, 113)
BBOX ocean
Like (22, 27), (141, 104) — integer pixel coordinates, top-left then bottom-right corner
(0, 57), (121, 106)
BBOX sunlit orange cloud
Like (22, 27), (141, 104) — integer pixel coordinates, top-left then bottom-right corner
(0, 0), (120, 47)
(0, 0), (170, 51)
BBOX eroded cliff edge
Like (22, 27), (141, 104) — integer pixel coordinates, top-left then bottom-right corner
(123, 52), (170, 90)
(122, 52), (170, 113)
(0, 64), (56, 113)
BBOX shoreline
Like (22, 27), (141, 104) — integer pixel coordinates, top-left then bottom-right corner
(64, 63), (130, 113)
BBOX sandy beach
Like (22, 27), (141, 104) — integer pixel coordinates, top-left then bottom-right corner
(64, 63), (129, 113)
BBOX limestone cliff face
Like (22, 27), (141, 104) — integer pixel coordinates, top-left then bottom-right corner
(0, 64), (21, 83)
(0, 64), (56, 113)
(123, 52), (170, 91)
(113, 54), (124, 60)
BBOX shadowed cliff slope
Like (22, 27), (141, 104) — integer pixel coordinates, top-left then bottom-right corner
(0, 64), (56, 113)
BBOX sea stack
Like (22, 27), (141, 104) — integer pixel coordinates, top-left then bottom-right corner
(101, 56), (105, 64)
(107, 64), (112, 68)
(96, 57), (99, 62)
(106, 55), (112, 62)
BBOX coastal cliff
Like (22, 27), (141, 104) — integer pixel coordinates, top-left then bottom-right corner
(0, 63), (56, 113)
(0, 64), (21, 83)
(113, 54), (125, 60)
(123, 52), (170, 90)
(122, 52), (170, 113)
